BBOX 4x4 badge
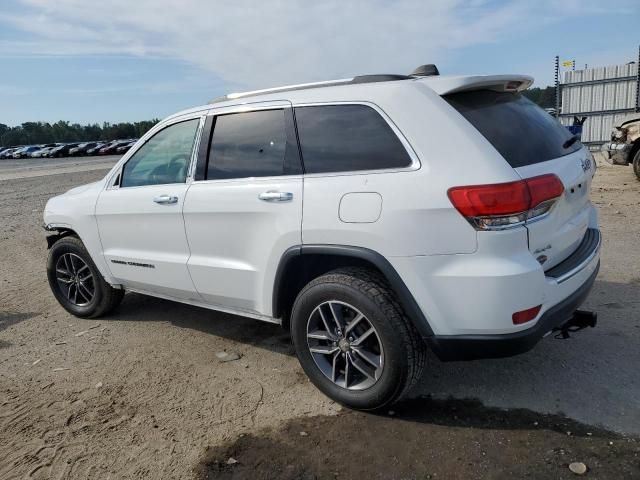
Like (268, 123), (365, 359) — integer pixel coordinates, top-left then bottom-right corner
(581, 157), (591, 172)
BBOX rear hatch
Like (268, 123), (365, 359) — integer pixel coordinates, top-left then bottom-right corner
(444, 88), (594, 270)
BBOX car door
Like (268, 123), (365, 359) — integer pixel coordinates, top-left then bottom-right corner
(183, 102), (303, 316)
(95, 115), (204, 300)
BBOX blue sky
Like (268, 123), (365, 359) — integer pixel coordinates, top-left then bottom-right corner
(0, 0), (638, 126)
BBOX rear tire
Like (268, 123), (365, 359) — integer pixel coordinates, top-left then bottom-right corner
(47, 236), (123, 318)
(632, 148), (640, 181)
(290, 267), (426, 410)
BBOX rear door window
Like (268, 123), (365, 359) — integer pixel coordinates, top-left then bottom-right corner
(294, 104), (412, 174)
(207, 109), (290, 180)
(444, 90), (581, 168)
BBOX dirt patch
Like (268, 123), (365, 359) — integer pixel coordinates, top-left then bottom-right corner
(199, 397), (640, 480)
(0, 156), (639, 478)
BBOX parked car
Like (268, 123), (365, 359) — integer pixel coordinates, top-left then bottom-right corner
(1, 147), (22, 159)
(86, 143), (109, 155)
(13, 146), (41, 158)
(49, 143), (80, 158)
(99, 140), (131, 155)
(43, 65), (601, 410)
(31, 146), (56, 158)
(0, 147), (16, 159)
(601, 114), (640, 180)
(115, 141), (136, 154)
(69, 142), (100, 157)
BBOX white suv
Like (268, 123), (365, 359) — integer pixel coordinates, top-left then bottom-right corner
(44, 65), (601, 409)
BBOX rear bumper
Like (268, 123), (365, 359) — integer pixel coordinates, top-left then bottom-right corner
(427, 261), (599, 361)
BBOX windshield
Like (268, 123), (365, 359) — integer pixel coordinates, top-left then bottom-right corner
(444, 90), (582, 168)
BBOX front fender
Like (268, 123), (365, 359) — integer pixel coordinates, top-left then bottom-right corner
(43, 180), (116, 285)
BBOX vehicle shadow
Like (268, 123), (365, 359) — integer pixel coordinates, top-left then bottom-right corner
(0, 311), (40, 349)
(387, 395), (623, 437)
(0, 311), (39, 332)
(101, 279), (639, 433)
(107, 291), (294, 356)
(411, 279), (640, 435)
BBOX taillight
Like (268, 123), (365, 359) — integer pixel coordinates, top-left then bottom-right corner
(448, 174), (564, 230)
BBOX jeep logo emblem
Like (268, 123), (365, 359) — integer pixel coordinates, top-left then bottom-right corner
(581, 157), (591, 173)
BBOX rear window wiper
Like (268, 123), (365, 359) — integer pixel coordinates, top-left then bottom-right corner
(562, 134), (580, 149)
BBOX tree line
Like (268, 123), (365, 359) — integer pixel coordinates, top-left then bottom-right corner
(521, 86), (556, 109)
(0, 87), (557, 148)
(0, 120), (159, 147)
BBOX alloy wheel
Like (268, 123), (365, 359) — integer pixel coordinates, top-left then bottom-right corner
(306, 301), (384, 390)
(55, 253), (95, 306)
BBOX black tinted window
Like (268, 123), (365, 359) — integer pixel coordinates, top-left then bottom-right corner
(207, 109), (287, 179)
(295, 105), (411, 174)
(444, 90), (581, 168)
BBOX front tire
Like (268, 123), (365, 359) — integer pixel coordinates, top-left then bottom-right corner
(290, 267), (426, 410)
(47, 236), (123, 318)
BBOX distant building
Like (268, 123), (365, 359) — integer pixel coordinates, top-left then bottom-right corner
(559, 62), (639, 146)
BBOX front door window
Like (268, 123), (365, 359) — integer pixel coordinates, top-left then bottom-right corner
(121, 118), (199, 187)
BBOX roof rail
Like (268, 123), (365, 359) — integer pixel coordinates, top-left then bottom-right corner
(208, 64), (440, 104)
(210, 78), (354, 103)
(209, 73), (415, 104)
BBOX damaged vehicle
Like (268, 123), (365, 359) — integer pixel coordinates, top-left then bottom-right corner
(601, 114), (640, 180)
(43, 65), (601, 410)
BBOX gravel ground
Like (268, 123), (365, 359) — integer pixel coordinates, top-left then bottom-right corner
(0, 155), (638, 479)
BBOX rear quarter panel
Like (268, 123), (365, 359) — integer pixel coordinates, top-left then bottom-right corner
(298, 82), (522, 257)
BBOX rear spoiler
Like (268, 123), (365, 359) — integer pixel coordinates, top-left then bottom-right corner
(421, 74), (534, 96)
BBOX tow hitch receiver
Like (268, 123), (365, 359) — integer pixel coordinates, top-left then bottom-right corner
(553, 310), (597, 339)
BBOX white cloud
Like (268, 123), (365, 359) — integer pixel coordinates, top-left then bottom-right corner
(1, 0), (637, 90)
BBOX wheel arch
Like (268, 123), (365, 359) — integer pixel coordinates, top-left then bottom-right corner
(272, 244), (434, 339)
(45, 225), (80, 249)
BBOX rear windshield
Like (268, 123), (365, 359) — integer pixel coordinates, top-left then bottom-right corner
(444, 90), (581, 168)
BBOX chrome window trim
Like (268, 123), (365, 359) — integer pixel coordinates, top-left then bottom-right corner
(190, 100), (421, 183)
(191, 174), (304, 186)
(207, 100), (292, 116)
(190, 100), (295, 184)
(104, 111), (207, 191)
(106, 170), (121, 190)
(291, 100), (421, 178)
(186, 115), (206, 182)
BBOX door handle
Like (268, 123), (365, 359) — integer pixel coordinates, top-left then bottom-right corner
(258, 191), (293, 202)
(153, 195), (178, 205)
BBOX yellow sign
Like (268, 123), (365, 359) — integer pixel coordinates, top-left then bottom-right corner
(562, 60), (574, 67)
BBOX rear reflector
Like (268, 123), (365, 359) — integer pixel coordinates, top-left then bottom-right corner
(447, 174), (564, 230)
(512, 305), (542, 325)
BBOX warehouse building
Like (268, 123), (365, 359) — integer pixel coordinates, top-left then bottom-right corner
(559, 62), (639, 146)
